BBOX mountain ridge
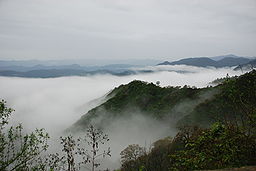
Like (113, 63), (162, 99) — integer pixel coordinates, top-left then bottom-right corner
(70, 70), (256, 132)
(158, 55), (252, 68)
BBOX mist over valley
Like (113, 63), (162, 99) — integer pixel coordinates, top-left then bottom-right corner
(0, 64), (247, 169)
(1, 0), (256, 169)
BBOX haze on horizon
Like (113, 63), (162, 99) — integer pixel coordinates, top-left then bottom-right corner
(0, 0), (256, 62)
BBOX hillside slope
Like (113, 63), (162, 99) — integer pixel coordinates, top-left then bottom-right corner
(178, 70), (256, 127)
(71, 70), (256, 131)
(234, 59), (256, 71)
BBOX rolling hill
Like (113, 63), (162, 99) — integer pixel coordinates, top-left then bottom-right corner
(158, 55), (252, 68)
(70, 70), (256, 131)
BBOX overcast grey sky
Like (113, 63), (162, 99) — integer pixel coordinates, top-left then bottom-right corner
(0, 0), (256, 61)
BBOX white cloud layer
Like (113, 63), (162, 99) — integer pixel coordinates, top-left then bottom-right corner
(0, 66), (240, 133)
(0, 66), (242, 169)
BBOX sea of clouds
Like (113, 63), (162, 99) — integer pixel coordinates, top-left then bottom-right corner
(0, 65), (242, 169)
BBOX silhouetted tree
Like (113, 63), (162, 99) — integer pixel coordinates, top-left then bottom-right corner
(82, 125), (111, 171)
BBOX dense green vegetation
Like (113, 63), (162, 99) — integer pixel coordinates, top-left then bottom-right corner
(72, 80), (214, 131)
(71, 70), (256, 170)
(1, 70), (255, 170)
(169, 123), (256, 170)
(178, 69), (256, 127)
(120, 122), (256, 171)
(119, 70), (256, 171)
(73, 70), (256, 132)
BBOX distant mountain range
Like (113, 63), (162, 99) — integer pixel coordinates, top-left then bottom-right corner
(0, 63), (139, 78)
(0, 63), (136, 72)
(0, 69), (138, 78)
(158, 54), (253, 68)
(234, 59), (256, 71)
(0, 59), (161, 67)
(1, 55), (255, 78)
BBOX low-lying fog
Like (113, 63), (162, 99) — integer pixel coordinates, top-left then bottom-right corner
(0, 65), (241, 169)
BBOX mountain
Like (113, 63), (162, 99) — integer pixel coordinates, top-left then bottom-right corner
(157, 61), (172, 65)
(0, 62), (140, 77)
(70, 70), (256, 131)
(0, 69), (138, 78)
(159, 57), (217, 67)
(177, 70), (256, 126)
(0, 64), (85, 72)
(0, 62), (136, 72)
(0, 59), (160, 67)
(0, 60), (43, 67)
(158, 55), (252, 68)
(234, 59), (256, 71)
(217, 57), (251, 67)
(0, 62), (196, 78)
(70, 80), (209, 131)
(210, 54), (240, 61)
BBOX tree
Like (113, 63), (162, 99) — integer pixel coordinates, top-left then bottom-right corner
(82, 125), (111, 171)
(169, 122), (256, 170)
(61, 135), (77, 171)
(145, 137), (173, 171)
(0, 100), (49, 171)
(43, 135), (79, 171)
(47, 125), (111, 171)
(120, 144), (145, 164)
(156, 81), (160, 86)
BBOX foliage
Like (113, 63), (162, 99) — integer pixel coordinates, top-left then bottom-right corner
(45, 125), (111, 171)
(178, 70), (256, 127)
(143, 137), (173, 171)
(73, 80), (208, 130)
(60, 135), (77, 171)
(1, 70), (256, 170)
(0, 100), (50, 171)
(120, 122), (256, 171)
(0, 100), (111, 171)
(73, 70), (256, 131)
(169, 123), (256, 170)
(120, 144), (145, 171)
(120, 144), (145, 164)
(209, 75), (237, 86)
(120, 137), (179, 171)
(83, 125), (111, 171)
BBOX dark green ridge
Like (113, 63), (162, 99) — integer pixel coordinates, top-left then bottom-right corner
(71, 70), (256, 131)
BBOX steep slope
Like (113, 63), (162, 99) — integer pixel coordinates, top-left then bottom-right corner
(71, 81), (214, 131)
(71, 70), (256, 131)
(178, 70), (256, 127)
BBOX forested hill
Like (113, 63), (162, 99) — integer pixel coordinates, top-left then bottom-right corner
(71, 70), (256, 131)
(157, 56), (252, 67)
(178, 69), (256, 127)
